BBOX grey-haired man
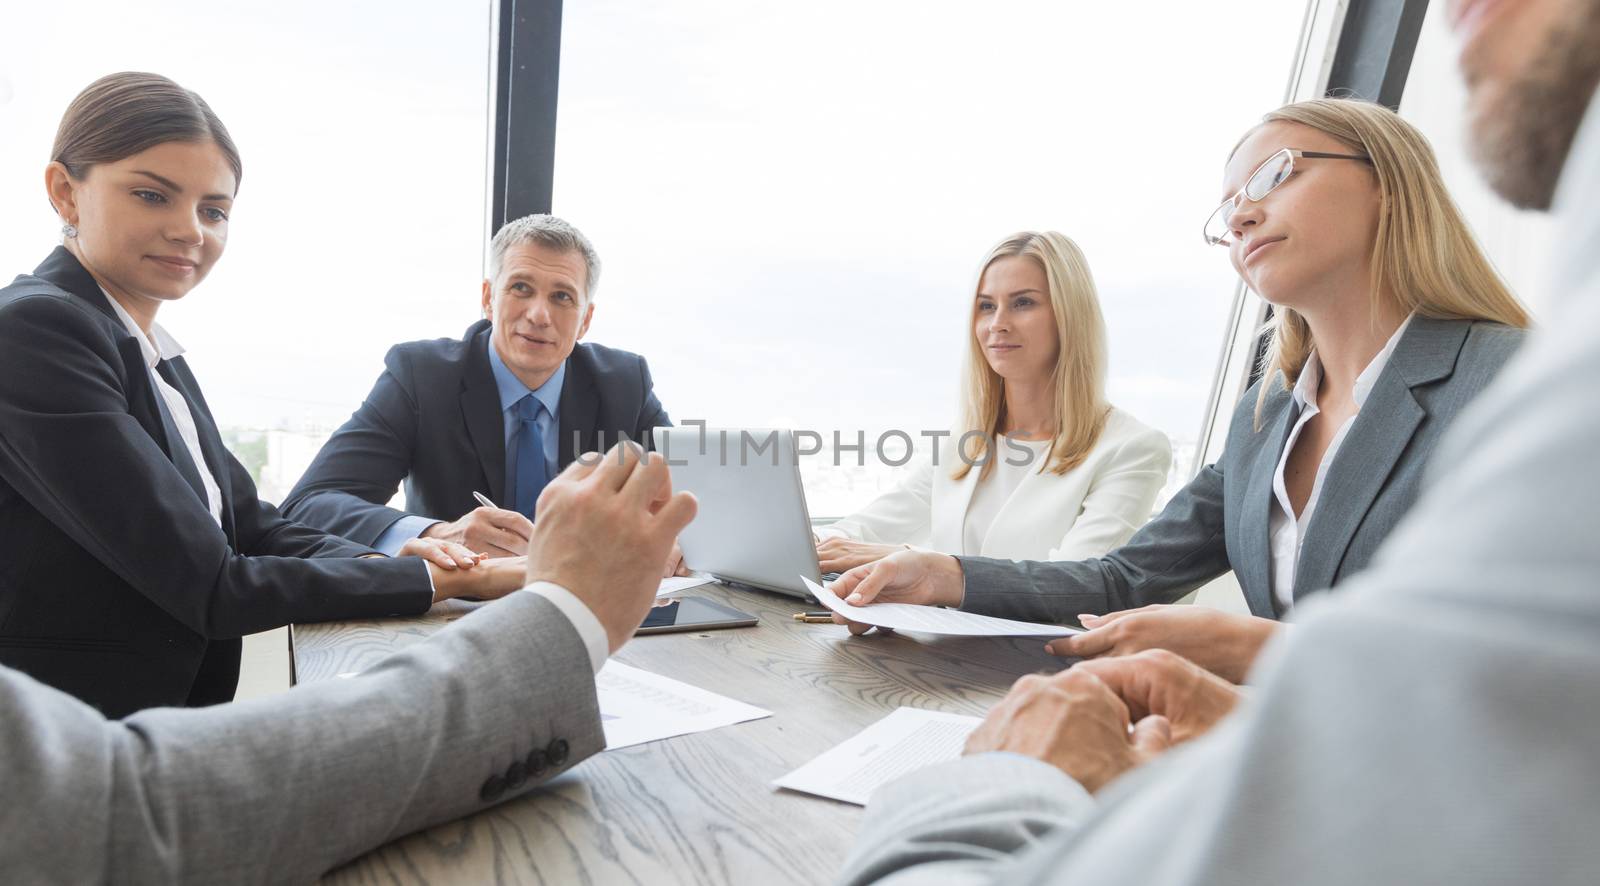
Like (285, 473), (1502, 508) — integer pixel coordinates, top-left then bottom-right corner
(283, 214), (683, 575)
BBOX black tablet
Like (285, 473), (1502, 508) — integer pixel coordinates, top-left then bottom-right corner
(635, 596), (758, 635)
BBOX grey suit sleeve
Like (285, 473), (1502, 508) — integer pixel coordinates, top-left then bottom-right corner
(837, 754), (1098, 886)
(957, 459), (1231, 622)
(0, 592), (603, 884)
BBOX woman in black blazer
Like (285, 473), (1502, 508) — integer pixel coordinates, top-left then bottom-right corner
(0, 73), (527, 718)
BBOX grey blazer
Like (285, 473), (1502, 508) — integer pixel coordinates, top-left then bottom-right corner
(959, 317), (1524, 621)
(0, 592), (603, 884)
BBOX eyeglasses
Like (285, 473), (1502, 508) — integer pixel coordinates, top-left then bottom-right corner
(1203, 147), (1371, 246)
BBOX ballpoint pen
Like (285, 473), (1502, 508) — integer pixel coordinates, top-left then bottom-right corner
(472, 491), (497, 509)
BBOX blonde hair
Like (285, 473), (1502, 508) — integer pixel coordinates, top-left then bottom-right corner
(953, 231), (1109, 481)
(1242, 99), (1530, 417)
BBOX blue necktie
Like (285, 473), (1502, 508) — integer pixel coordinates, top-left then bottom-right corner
(511, 394), (549, 519)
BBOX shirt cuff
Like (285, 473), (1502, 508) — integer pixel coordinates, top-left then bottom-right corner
(373, 514), (441, 557)
(524, 580), (609, 674)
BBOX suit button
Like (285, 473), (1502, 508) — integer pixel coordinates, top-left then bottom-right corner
(479, 773), (506, 803)
(548, 738), (569, 767)
(526, 748), (549, 776)
(505, 760), (527, 790)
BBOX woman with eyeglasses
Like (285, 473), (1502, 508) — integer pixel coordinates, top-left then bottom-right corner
(813, 231), (1172, 574)
(825, 98), (1530, 684)
(0, 73), (530, 718)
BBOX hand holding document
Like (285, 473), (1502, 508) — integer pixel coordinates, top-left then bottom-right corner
(774, 707), (982, 805)
(597, 661), (770, 750)
(657, 574), (717, 598)
(802, 577), (1081, 637)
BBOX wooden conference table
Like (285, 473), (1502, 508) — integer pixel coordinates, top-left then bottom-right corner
(292, 579), (1066, 885)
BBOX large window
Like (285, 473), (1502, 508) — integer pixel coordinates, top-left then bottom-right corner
(0, 2), (1323, 516)
(553, 1), (1313, 515)
(0, 0), (492, 502)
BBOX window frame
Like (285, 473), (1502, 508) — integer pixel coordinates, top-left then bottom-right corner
(484, 0), (1435, 475)
(485, 0), (564, 258)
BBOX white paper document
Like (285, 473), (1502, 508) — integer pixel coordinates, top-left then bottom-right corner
(801, 577), (1081, 637)
(657, 574), (718, 598)
(773, 707), (983, 806)
(597, 661), (771, 750)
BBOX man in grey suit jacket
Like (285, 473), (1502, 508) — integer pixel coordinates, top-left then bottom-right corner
(836, 1), (1600, 882)
(0, 443), (696, 883)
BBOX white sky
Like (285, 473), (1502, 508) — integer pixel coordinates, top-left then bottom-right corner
(0, 0), (1314, 478)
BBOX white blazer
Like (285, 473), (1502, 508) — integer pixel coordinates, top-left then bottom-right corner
(820, 408), (1172, 561)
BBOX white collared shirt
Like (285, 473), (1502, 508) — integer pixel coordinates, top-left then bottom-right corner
(103, 293), (224, 527)
(1268, 315), (1413, 612)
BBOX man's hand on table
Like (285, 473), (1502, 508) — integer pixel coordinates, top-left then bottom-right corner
(962, 650), (1245, 792)
(963, 667), (1171, 794)
(1071, 649), (1244, 744)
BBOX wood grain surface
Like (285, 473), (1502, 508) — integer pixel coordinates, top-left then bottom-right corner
(293, 581), (1065, 885)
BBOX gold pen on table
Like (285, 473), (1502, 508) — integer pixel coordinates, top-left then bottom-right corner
(793, 612), (835, 624)
(472, 491), (497, 509)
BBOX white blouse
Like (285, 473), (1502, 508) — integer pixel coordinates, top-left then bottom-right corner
(819, 408), (1172, 562)
(961, 436), (1051, 555)
(1268, 315), (1413, 612)
(104, 292), (224, 527)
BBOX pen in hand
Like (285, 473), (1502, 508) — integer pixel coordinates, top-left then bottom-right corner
(472, 491), (498, 510)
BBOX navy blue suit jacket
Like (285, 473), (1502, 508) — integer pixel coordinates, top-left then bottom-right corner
(281, 320), (672, 546)
(0, 249), (434, 717)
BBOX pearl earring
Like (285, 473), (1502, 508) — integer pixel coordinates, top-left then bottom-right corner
(61, 223), (78, 239)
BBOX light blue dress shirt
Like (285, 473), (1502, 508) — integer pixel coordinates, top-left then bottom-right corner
(373, 341), (566, 555)
(487, 339), (565, 485)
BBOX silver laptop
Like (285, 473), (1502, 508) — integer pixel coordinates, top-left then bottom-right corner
(653, 427), (824, 599)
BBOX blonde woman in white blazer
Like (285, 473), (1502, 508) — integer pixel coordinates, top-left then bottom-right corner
(816, 231), (1171, 573)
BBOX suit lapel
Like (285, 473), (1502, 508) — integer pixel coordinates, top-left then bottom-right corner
(1293, 318), (1467, 599)
(558, 347), (600, 467)
(462, 329), (508, 505)
(1239, 394), (1297, 618)
(114, 337), (180, 459)
(160, 357), (237, 539)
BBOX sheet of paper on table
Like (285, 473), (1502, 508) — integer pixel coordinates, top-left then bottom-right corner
(773, 707), (983, 806)
(801, 577), (1081, 637)
(597, 661), (770, 750)
(657, 574), (718, 598)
